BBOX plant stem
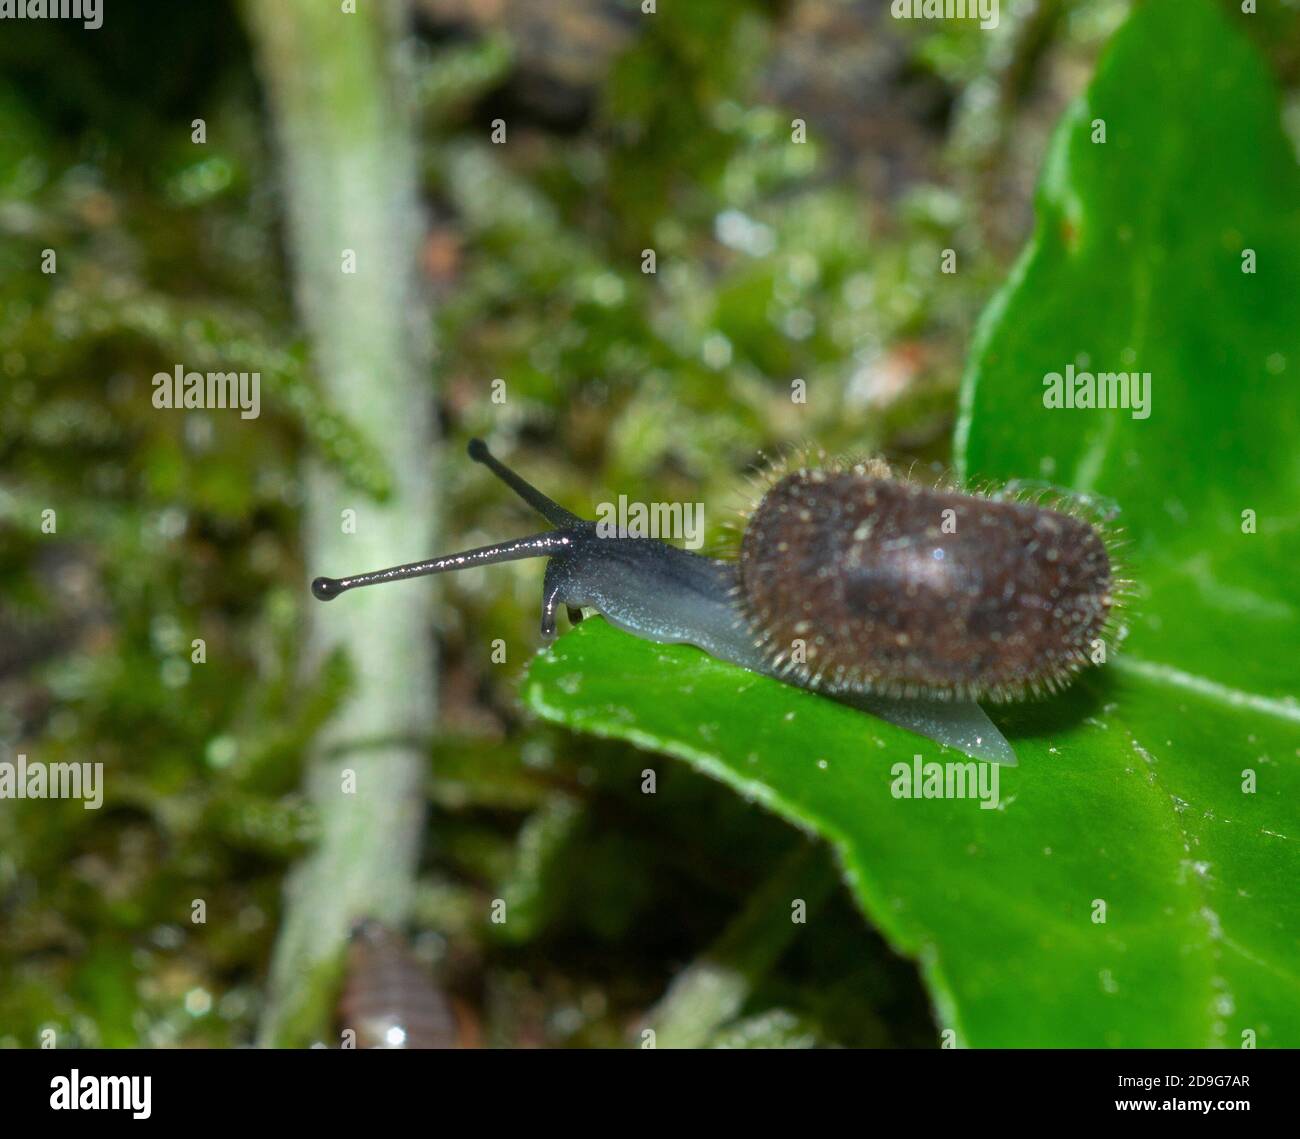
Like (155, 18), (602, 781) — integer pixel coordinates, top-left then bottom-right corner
(243, 0), (437, 1047)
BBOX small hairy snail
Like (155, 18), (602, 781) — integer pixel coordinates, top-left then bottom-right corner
(313, 439), (1120, 766)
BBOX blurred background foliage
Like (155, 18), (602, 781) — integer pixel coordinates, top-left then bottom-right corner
(2, 0), (1297, 1047)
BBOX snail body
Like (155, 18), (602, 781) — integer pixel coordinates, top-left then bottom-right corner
(313, 440), (1117, 766)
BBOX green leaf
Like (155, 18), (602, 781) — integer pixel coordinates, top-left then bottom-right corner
(526, 0), (1300, 1046)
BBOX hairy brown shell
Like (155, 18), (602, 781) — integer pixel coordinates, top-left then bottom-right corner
(737, 466), (1114, 702)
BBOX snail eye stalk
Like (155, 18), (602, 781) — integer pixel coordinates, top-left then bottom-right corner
(467, 437), (581, 527)
(311, 439), (584, 601)
(311, 532), (576, 601)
